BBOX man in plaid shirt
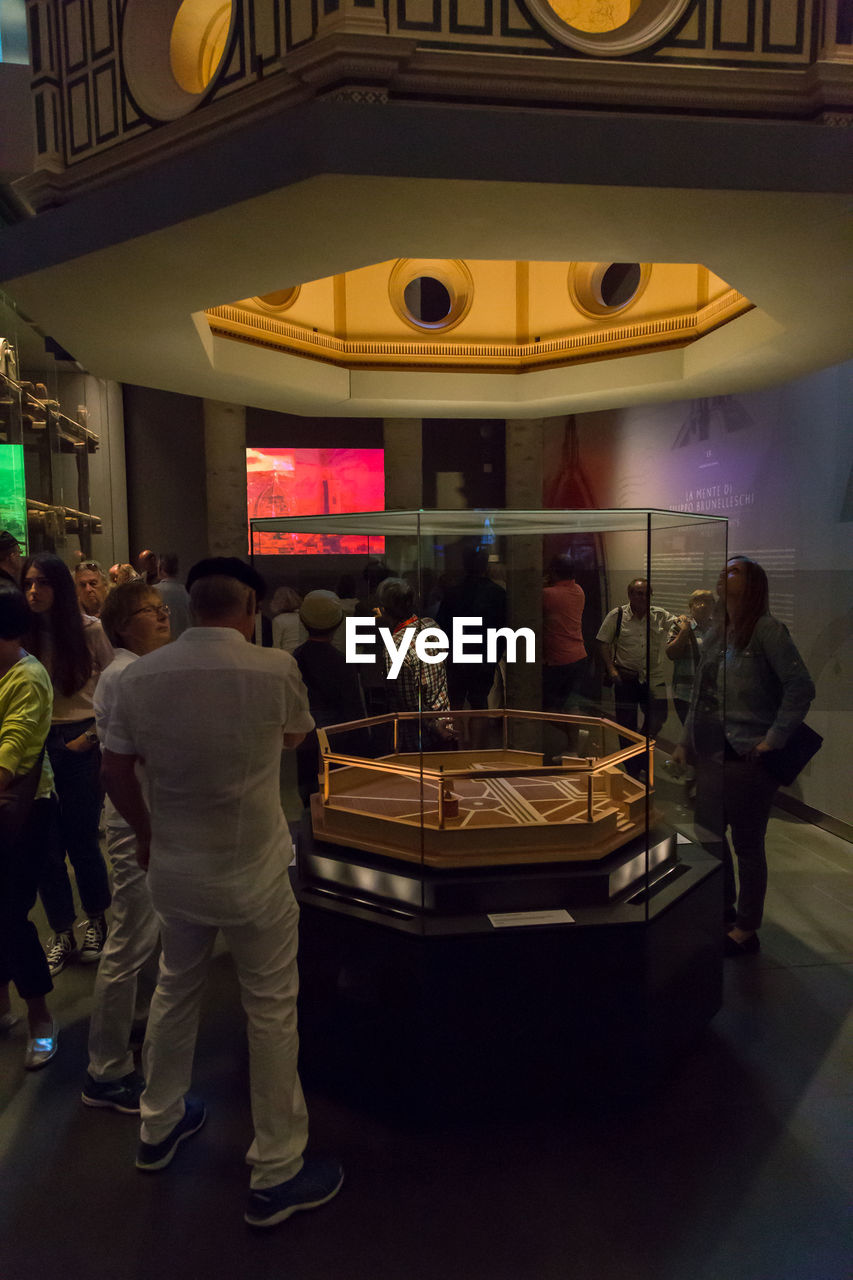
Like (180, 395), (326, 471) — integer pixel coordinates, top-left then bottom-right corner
(376, 578), (454, 752)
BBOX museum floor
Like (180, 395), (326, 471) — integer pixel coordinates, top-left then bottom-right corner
(1, 806), (850, 1280)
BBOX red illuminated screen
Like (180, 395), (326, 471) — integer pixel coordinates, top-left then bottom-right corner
(247, 448), (385, 554)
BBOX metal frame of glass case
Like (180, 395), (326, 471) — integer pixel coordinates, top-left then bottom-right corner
(250, 507), (728, 1104)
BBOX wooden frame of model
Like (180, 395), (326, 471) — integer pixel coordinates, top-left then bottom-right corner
(311, 710), (654, 868)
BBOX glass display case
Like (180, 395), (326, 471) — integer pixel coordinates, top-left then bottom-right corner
(250, 508), (728, 1104)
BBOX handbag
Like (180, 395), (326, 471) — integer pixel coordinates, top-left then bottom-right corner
(0, 747), (46, 846)
(760, 722), (823, 787)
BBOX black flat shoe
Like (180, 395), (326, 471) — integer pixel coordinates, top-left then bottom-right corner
(724, 932), (760, 958)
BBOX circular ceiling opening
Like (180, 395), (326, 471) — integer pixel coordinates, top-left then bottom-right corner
(122, 0), (234, 121)
(389, 260), (474, 334)
(404, 277), (452, 325)
(597, 262), (643, 309)
(254, 288), (301, 312)
(568, 261), (651, 319)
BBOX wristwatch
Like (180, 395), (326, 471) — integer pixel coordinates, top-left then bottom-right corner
(84, 728), (98, 745)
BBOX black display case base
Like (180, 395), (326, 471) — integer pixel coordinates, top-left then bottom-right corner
(295, 840), (723, 1119)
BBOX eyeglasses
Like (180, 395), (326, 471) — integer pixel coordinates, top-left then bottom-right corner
(130, 604), (170, 619)
(77, 561), (102, 573)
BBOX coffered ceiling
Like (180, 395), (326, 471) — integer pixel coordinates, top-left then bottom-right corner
(1, 103), (850, 418)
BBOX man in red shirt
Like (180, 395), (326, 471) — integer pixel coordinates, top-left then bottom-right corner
(542, 555), (587, 751)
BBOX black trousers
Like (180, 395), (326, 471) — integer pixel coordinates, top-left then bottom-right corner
(694, 753), (779, 931)
(0, 797), (55, 1000)
(38, 723), (111, 931)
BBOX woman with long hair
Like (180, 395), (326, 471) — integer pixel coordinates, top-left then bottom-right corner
(676, 556), (815, 956)
(22, 553), (113, 975)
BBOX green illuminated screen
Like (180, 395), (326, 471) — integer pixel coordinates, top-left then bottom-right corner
(0, 443), (27, 551)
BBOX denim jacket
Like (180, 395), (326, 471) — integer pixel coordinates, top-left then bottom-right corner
(687, 615), (814, 757)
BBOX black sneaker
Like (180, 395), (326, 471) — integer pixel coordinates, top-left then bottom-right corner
(45, 930), (78, 976)
(136, 1096), (206, 1171)
(244, 1157), (344, 1228)
(80, 916), (108, 964)
(82, 1071), (145, 1113)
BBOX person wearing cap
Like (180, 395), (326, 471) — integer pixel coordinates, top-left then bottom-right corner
(0, 531), (22, 587)
(101, 556), (343, 1227)
(294, 591), (368, 806)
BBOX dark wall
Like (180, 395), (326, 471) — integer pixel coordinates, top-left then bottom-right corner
(123, 384), (207, 578)
(422, 419), (505, 508)
(246, 408), (382, 449)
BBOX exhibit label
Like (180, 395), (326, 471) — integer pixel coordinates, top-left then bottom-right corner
(487, 910), (575, 928)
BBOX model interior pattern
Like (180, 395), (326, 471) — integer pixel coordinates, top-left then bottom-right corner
(312, 711), (652, 867)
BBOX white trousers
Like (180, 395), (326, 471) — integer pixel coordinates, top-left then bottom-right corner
(139, 874), (308, 1189)
(87, 827), (161, 1081)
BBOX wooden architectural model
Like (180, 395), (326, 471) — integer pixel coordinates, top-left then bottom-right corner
(312, 710), (653, 867)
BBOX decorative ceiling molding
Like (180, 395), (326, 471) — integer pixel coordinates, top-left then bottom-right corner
(205, 264), (752, 373)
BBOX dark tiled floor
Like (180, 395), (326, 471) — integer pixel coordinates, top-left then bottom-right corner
(1, 810), (851, 1280)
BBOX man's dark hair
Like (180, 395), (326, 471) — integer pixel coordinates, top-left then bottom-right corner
(159, 552), (179, 577)
(549, 554), (575, 581)
(0, 585), (32, 639)
(0, 531), (21, 560)
(363, 560), (391, 592)
(377, 577), (415, 622)
(190, 575), (255, 623)
(186, 556), (267, 603)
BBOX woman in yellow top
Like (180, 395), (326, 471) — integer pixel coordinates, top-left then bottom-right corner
(0, 585), (59, 1068)
(22, 553), (113, 976)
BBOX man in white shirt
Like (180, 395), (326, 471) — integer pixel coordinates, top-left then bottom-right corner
(101, 558), (343, 1228)
(83, 580), (171, 1114)
(596, 578), (677, 776)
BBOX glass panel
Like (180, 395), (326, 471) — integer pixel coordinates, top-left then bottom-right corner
(250, 507), (727, 942)
(649, 509), (727, 922)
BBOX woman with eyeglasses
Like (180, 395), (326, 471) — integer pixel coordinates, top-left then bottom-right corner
(22, 553), (114, 976)
(82, 582), (170, 1111)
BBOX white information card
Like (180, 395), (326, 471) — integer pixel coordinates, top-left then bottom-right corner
(487, 909), (575, 928)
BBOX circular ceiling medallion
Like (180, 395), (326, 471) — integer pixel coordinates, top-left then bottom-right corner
(568, 262), (651, 318)
(122, 0), (235, 122)
(525, 0), (691, 56)
(254, 288), (301, 312)
(389, 260), (474, 334)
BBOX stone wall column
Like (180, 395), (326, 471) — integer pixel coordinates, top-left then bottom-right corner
(383, 418), (422, 575)
(203, 399), (247, 558)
